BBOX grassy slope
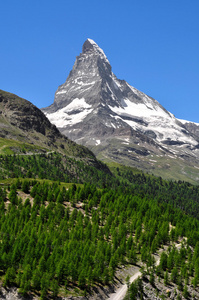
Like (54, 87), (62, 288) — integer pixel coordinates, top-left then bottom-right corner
(96, 144), (199, 185)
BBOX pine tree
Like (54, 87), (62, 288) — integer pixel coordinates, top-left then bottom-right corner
(51, 279), (59, 298)
(32, 269), (41, 290)
(22, 180), (30, 193)
(164, 270), (169, 285)
(3, 267), (16, 287)
(183, 285), (189, 299)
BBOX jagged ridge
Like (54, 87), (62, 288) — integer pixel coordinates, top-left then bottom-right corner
(42, 39), (199, 183)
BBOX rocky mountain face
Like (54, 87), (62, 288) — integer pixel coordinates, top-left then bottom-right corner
(43, 39), (199, 183)
(0, 89), (108, 170)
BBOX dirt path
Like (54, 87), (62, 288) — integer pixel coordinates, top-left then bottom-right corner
(107, 243), (181, 300)
(107, 271), (142, 300)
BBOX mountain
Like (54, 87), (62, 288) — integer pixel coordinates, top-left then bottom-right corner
(0, 89), (109, 171)
(43, 39), (199, 183)
(2, 83), (199, 298)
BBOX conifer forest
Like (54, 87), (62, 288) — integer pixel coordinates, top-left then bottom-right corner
(1, 152), (199, 299)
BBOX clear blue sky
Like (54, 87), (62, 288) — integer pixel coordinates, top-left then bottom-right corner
(1, 0), (199, 122)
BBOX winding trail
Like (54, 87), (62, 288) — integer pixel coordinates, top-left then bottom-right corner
(107, 271), (141, 300)
(107, 243), (181, 300)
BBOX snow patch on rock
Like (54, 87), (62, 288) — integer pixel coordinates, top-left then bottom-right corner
(45, 98), (92, 127)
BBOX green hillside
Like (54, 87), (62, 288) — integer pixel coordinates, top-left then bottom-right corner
(1, 89), (199, 299)
(0, 152), (199, 299)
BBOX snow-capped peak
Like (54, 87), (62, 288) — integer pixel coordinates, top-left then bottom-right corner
(43, 38), (199, 178)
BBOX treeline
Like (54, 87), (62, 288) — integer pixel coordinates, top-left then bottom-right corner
(115, 167), (199, 219)
(1, 181), (199, 298)
(0, 152), (119, 188)
(2, 153), (199, 220)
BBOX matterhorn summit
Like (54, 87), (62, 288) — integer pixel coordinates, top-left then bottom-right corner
(43, 39), (199, 182)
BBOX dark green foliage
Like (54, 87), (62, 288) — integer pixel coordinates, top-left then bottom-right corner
(164, 270), (169, 285)
(183, 284), (189, 298)
(2, 152), (199, 221)
(125, 277), (143, 300)
(114, 168), (199, 220)
(3, 267), (16, 287)
(0, 152), (117, 188)
(0, 179), (199, 297)
(21, 180), (30, 193)
(8, 184), (18, 205)
(1, 152), (199, 298)
(160, 252), (168, 271)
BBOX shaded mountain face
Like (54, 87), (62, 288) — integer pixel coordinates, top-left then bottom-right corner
(43, 39), (199, 183)
(0, 89), (108, 170)
(0, 89), (62, 141)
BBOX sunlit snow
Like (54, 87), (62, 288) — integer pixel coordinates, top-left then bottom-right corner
(178, 119), (199, 126)
(108, 98), (198, 145)
(46, 98), (92, 127)
(44, 38), (199, 152)
(56, 90), (67, 95)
